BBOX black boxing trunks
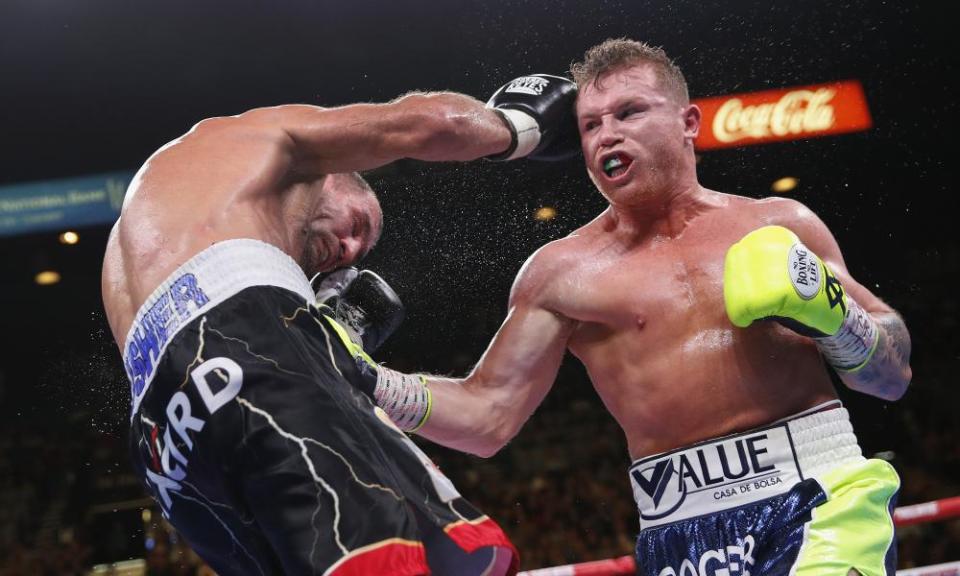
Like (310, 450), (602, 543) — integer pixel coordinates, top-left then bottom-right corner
(124, 239), (518, 576)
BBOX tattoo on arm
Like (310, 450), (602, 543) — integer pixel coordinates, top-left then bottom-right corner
(878, 314), (912, 368)
(844, 313), (912, 400)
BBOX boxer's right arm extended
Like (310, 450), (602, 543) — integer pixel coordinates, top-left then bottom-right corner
(234, 93), (513, 175)
(164, 77), (577, 200)
(226, 73), (578, 176)
(332, 247), (574, 457)
(418, 249), (575, 457)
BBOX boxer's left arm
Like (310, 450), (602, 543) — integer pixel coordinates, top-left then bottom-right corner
(796, 219), (911, 401)
(728, 201), (912, 401)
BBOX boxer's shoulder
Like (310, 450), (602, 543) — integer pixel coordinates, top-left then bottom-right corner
(700, 194), (826, 244)
(509, 234), (592, 310)
(737, 195), (818, 226)
(737, 196), (839, 253)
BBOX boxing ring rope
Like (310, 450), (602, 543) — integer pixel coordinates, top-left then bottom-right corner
(518, 496), (960, 576)
(893, 495), (960, 527)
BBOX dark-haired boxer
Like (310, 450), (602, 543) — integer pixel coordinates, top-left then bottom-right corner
(101, 78), (579, 576)
(349, 40), (912, 575)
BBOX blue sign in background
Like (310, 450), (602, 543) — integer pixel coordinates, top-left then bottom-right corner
(0, 171), (134, 237)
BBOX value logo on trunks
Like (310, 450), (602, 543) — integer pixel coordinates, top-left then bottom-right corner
(125, 273), (210, 400)
(630, 424), (802, 528)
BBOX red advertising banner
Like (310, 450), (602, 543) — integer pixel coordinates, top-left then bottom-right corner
(693, 80), (872, 150)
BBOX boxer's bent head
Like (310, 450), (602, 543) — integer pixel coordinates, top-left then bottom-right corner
(570, 38), (689, 106)
(303, 172), (383, 275)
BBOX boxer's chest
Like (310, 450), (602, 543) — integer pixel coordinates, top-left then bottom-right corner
(564, 230), (737, 337)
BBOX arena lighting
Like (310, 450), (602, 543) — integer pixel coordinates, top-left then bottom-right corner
(534, 206), (558, 221)
(34, 270), (61, 285)
(59, 230), (79, 244)
(89, 559), (146, 574)
(771, 176), (799, 193)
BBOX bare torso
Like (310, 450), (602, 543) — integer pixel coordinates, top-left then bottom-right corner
(101, 118), (324, 348)
(542, 191), (837, 459)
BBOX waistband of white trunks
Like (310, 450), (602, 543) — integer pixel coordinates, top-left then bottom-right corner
(629, 400), (864, 530)
(122, 239), (315, 420)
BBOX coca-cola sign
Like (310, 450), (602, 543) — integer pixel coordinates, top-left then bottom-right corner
(693, 80), (872, 150)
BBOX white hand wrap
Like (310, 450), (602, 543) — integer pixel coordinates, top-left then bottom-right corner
(373, 366), (432, 432)
(815, 298), (879, 372)
(493, 108), (541, 160)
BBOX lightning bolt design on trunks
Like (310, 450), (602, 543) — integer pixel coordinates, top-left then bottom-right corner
(178, 316), (209, 390)
(236, 396), (350, 557)
(173, 488), (267, 576)
(180, 480), (255, 526)
(282, 304), (345, 379)
(207, 326), (306, 378)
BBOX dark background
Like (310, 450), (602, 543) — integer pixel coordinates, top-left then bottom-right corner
(1, 0), (957, 571)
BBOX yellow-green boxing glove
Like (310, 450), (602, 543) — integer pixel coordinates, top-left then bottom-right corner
(724, 225), (879, 371)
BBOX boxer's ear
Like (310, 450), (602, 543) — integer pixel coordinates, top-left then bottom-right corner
(683, 104), (701, 140)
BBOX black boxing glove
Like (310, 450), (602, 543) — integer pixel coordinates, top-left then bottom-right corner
(313, 270), (431, 431)
(312, 267), (405, 354)
(486, 74), (581, 162)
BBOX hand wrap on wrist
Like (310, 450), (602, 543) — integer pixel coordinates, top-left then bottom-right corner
(373, 366), (432, 432)
(815, 298), (880, 372)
